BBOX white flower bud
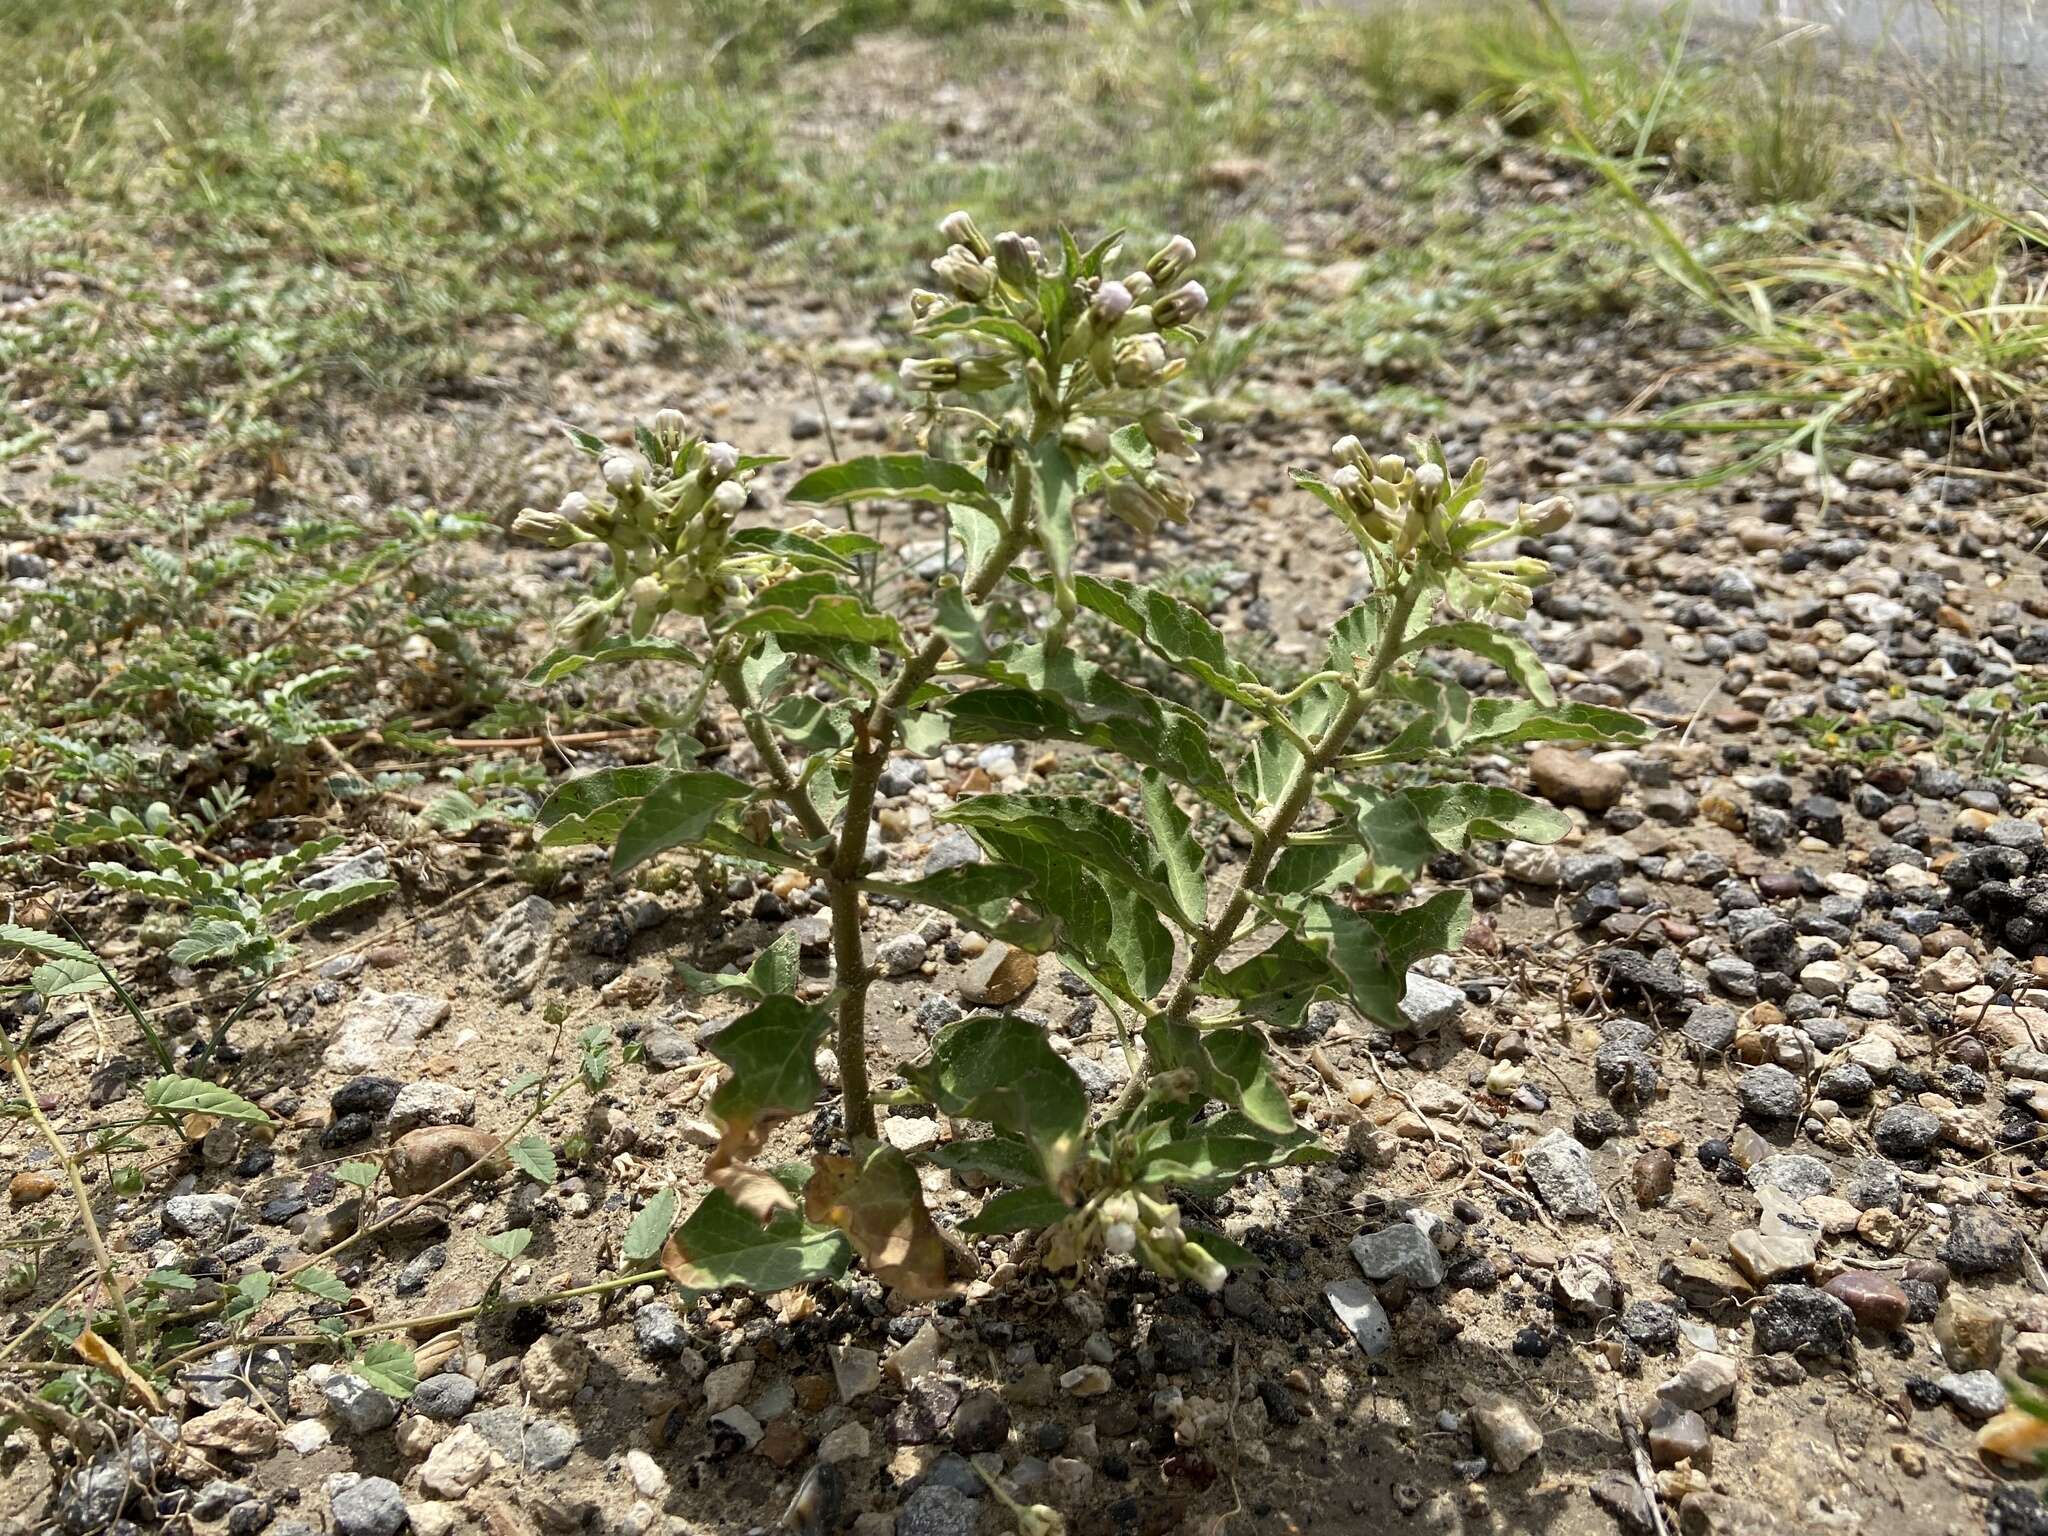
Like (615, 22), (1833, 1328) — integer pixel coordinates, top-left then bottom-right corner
(1088, 280), (1133, 329)
(511, 508), (569, 544)
(1520, 496), (1572, 536)
(1331, 435), (1363, 464)
(1375, 453), (1406, 481)
(900, 357), (958, 392)
(1328, 464), (1364, 494)
(938, 209), (989, 259)
(1146, 234), (1197, 285)
(711, 479), (747, 516)
(648, 407), (687, 443)
(1152, 280), (1208, 328)
(601, 452), (647, 492)
(700, 441), (739, 479)
(1123, 270), (1156, 301)
(1181, 1241), (1227, 1293)
(1112, 334), (1168, 387)
(1412, 462), (1446, 494)
(558, 490), (592, 522)
(1104, 1221), (1137, 1255)
(992, 230), (1036, 288)
(932, 244), (994, 299)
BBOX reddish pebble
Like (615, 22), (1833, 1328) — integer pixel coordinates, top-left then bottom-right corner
(1822, 1272), (1910, 1333)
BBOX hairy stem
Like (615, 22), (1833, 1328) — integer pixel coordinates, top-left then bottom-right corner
(1151, 567), (1428, 1028)
(827, 471), (1040, 1141)
(6, 1051), (136, 1360)
(717, 653), (831, 842)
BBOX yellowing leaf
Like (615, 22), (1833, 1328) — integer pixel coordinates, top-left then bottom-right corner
(804, 1146), (961, 1301)
(75, 1328), (162, 1411)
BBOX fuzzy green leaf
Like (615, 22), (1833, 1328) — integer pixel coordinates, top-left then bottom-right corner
(506, 1137), (558, 1184)
(611, 771), (752, 874)
(1070, 574), (1267, 714)
(524, 634), (701, 685)
(292, 1267), (351, 1302)
(1139, 1134), (1330, 1187)
(479, 1228), (533, 1261)
(1141, 1020), (1297, 1138)
(294, 879), (396, 927)
(941, 793), (1199, 931)
(537, 766), (673, 847)
(726, 577), (906, 652)
(663, 1188), (853, 1293)
(920, 1135), (1043, 1188)
(707, 996), (832, 1144)
(0, 925), (96, 965)
(1302, 891), (1473, 1030)
(624, 1189), (679, 1266)
(30, 957), (110, 999)
(788, 455), (997, 512)
(859, 865), (1055, 951)
(960, 1184), (1072, 1235)
(1404, 622), (1556, 707)
(143, 1076), (271, 1125)
(354, 1340), (418, 1399)
(906, 1016), (1090, 1183)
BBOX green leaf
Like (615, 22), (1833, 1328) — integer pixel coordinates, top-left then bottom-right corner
(336, 1161), (380, 1190)
(142, 1076), (271, 1125)
(1142, 1019), (1297, 1137)
(961, 1184), (1072, 1235)
(1139, 1133), (1331, 1187)
(1203, 931), (1338, 1031)
(729, 526), (878, 572)
(906, 1015), (1090, 1183)
(941, 793), (1199, 931)
(524, 634), (700, 685)
(1404, 622), (1556, 707)
(921, 1135), (1043, 1188)
(662, 1188), (853, 1293)
(294, 879), (397, 927)
(726, 576), (907, 652)
(1140, 772), (1206, 929)
(788, 455), (997, 513)
(959, 644), (1246, 822)
(948, 501), (1005, 584)
(1301, 891), (1473, 1030)
(1033, 439), (1079, 614)
(962, 826), (1171, 1004)
(859, 865), (1055, 951)
(611, 771), (752, 874)
(30, 958), (110, 999)
(506, 1137), (558, 1184)
(1456, 697), (1652, 749)
(1361, 784), (1569, 872)
(1070, 574), (1267, 714)
(676, 929), (803, 1001)
(624, 1189), (679, 1266)
(1325, 595), (1397, 674)
(479, 1228), (533, 1261)
(354, 1340), (418, 1399)
(538, 766), (673, 848)
(293, 1268), (350, 1302)
(707, 996), (832, 1145)
(0, 925), (96, 965)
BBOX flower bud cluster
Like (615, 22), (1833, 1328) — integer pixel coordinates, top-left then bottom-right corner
(1063, 1188), (1226, 1292)
(900, 213), (1210, 540)
(1321, 438), (1574, 617)
(514, 412), (759, 631)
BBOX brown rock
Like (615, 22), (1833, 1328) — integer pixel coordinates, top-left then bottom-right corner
(385, 1127), (508, 1197)
(1934, 1292), (2006, 1370)
(1630, 1149), (1675, 1207)
(183, 1401), (278, 1459)
(756, 1418), (809, 1468)
(1821, 1272), (1909, 1333)
(8, 1171), (59, 1207)
(1527, 747), (1628, 813)
(960, 942), (1038, 1006)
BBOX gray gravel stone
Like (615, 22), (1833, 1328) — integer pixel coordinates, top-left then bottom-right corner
(1524, 1128), (1601, 1218)
(1735, 1064), (1802, 1122)
(410, 1374), (478, 1423)
(323, 1373), (398, 1433)
(331, 1476), (408, 1536)
(164, 1193), (241, 1245)
(1350, 1223), (1447, 1288)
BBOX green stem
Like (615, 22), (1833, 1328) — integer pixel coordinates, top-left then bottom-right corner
(1150, 566), (1428, 1028)
(825, 464), (1040, 1142)
(716, 649), (831, 843)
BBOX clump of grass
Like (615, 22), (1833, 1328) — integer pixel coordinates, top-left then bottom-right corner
(1729, 24), (1845, 207)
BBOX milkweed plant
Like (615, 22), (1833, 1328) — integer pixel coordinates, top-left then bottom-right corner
(516, 210), (1648, 1298)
